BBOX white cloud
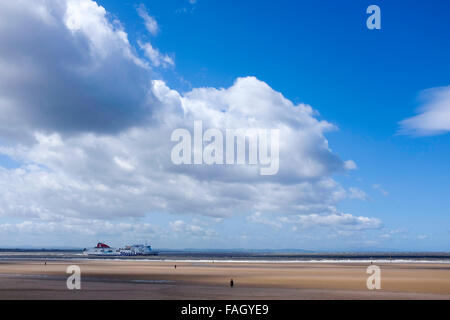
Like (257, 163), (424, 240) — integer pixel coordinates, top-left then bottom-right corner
(399, 86), (450, 136)
(247, 212), (282, 229)
(348, 187), (368, 200)
(0, 0), (154, 138)
(0, 76), (363, 228)
(169, 220), (217, 238)
(0, 76), (372, 242)
(0, 0), (379, 245)
(279, 212), (382, 231)
(139, 41), (174, 68)
(114, 156), (135, 172)
(380, 228), (404, 239)
(137, 4), (159, 35)
(344, 160), (357, 170)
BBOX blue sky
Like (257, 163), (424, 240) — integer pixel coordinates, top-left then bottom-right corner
(0, 0), (449, 250)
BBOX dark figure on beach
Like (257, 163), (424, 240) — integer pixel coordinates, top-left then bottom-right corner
(174, 265), (177, 269)
(44, 261), (46, 266)
(230, 279), (234, 288)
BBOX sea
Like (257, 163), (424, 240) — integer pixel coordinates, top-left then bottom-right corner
(1, 249), (450, 264)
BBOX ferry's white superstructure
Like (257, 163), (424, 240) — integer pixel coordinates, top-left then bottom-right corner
(84, 242), (157, 256)
(119, 244), (154, 256)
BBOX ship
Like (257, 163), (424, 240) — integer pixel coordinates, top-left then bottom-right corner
(84, 242), (158, 256)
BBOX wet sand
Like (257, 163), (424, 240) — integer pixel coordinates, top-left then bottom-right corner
(0, 260), (449, 299)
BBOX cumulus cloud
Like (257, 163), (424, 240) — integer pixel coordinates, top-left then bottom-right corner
(0, 0), (379, 246)
(0, 78), (354, 220)
(0, 0), (173, 140)
(399, 86), (450, 136)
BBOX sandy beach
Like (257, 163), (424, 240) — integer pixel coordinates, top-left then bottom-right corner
(0, 259), (449, 299)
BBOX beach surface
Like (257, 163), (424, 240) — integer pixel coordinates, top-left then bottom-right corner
(0, 259), (449, 299)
